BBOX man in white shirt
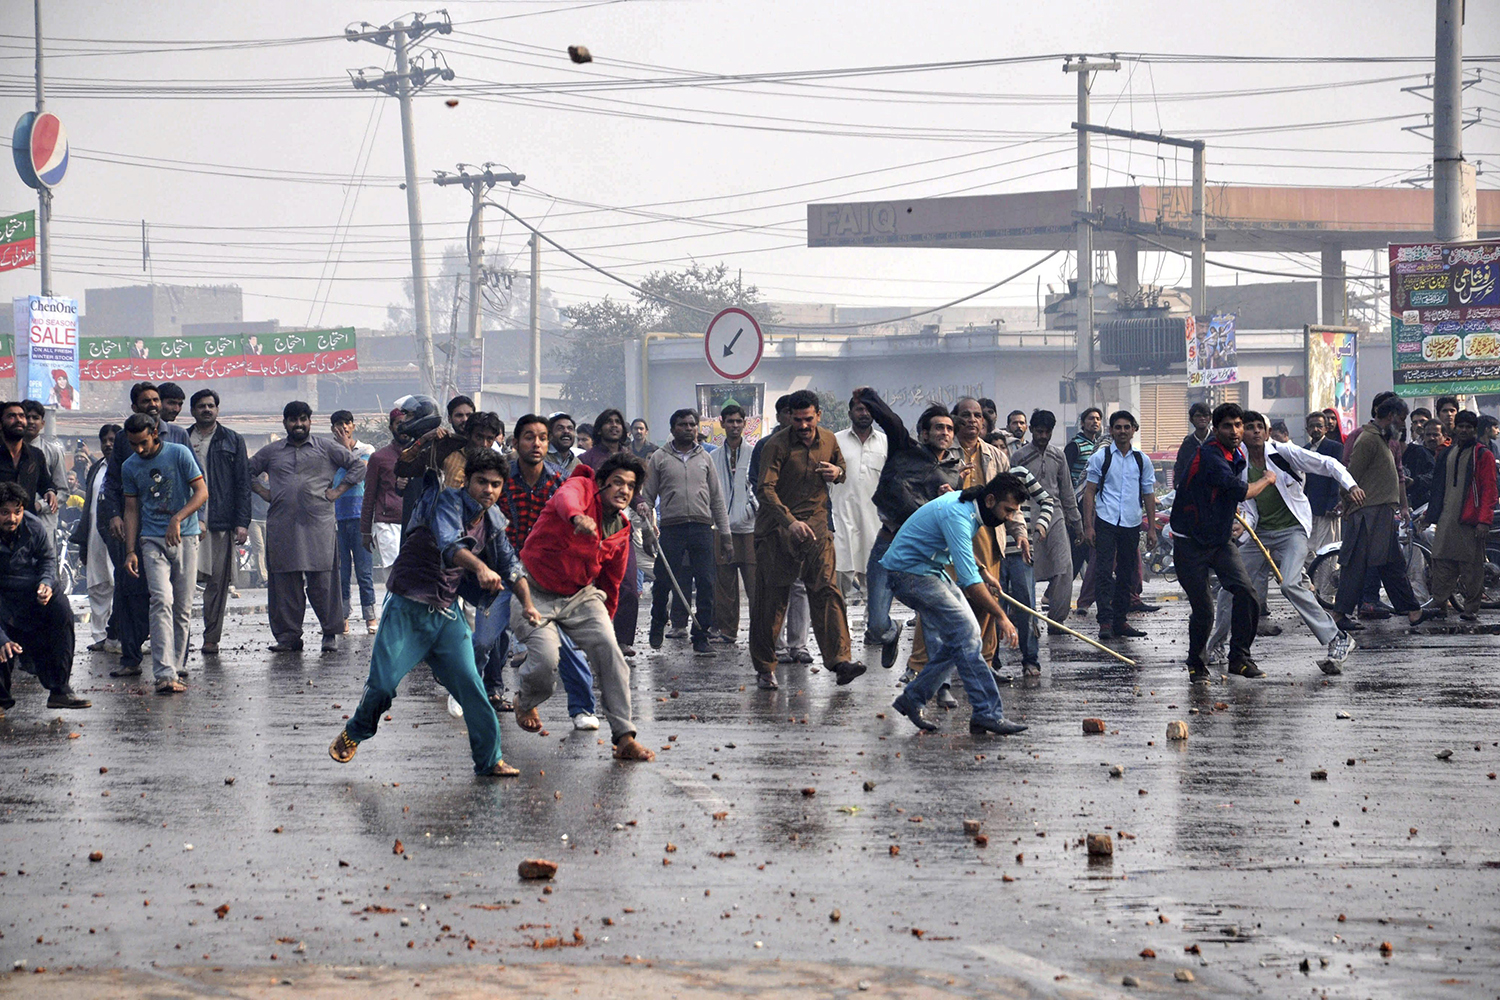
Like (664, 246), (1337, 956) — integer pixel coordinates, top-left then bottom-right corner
(1080, 410), (1158, 641)
(831, 393), (886, 601)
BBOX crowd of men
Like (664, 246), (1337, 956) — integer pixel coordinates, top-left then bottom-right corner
(1, 378), (1496, 769)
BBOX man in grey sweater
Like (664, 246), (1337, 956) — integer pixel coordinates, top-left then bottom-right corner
(639, 408), (731, 655)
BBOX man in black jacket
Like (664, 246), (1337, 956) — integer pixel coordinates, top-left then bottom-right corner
(97, 382), (192, 678)
(855, 387), (965, 668)
(0, 482), (90, 718)
(1170, 403), (1276, 682)
(187, 389), (251, 655)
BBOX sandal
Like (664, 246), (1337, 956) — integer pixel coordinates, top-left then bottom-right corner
(612, 735), (656, 762)
(482, 760), (520, 777)
(515, 707), (542, 733)
(156, 680), (186, 695)
(489, 691), (514, 713)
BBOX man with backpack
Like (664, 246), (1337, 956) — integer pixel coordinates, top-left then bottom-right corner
(1080, 411), (1158, 642)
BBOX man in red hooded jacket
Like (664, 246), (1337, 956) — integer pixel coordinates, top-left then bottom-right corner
(514, 454), (656, 761)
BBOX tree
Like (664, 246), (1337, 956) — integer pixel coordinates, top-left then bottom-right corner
(552, 263), (778, 411)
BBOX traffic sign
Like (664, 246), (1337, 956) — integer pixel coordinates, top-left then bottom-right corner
(704, 307), (763, 381)
(12, 111), (68, 190)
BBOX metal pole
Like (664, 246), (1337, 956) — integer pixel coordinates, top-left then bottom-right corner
(1191, 144), (1206, 322)
(1434, 0), (1468, 241)
(393, 21), (436, 397)
(529, 234), (541, 412)
(467, 180), (483, 407)
(34, 0), (49, 297)
(1063, 57), (1116, 413)
(1075, 64), (1093, 409)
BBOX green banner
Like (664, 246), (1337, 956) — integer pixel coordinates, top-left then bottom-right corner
(80, 327), (357, 381)
(0, 210), (36, 273)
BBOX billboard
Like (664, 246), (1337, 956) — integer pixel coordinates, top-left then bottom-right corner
(1305, 325), (1359, 439)
(16, 295), (80, 410)
(1388, 240), (1500, 397)
(695, 382), (765, 446)
(79, 327), (358, 382)
(1186, 313), (1239, 388)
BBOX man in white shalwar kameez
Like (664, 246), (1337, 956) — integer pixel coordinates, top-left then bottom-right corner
(832, 395), (887, 601)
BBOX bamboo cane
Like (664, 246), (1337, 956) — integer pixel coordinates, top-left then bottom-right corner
(993, 588), (1137, 667)
(1234, 513), (1283, 584)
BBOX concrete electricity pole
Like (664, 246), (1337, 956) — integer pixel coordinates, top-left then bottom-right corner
(1064, 55), (1118, 412)
(346, 12), (455, 396)
(1434, 0), (1476, 241)
(529, 234), (541, 413)
(33, 0), (49, 296)
(434, 164), (524, 407)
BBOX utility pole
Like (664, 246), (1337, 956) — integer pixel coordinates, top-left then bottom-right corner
(347, 12), (454, 397)
(34, 0), (49, 296)
(434, 164), (524, 408)
(1433, 0), (1475, 241)
(529, 235), (541, 413)
(1063, 56), (1118, 413)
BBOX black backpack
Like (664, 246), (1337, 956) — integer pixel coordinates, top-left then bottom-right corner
(1097, 446), (1145, 488)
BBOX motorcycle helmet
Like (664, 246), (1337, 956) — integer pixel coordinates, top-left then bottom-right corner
(395, 393), (441, 440)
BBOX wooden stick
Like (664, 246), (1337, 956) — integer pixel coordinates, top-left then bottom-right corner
(1234, 513), (1283, 584)
(994, 589), (1137, 666)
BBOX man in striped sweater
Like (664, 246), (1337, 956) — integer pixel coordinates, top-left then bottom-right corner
(1000, 452), (1058, 678)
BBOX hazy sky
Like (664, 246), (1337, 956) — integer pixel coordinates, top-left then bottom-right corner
(0, 0), (1494, 332)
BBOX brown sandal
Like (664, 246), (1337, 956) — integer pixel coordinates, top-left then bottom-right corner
(482, 760), (520, 777)
(515, 707), (542, 733)
(156, 680), (186, 695)
(612, 736), (656, 762)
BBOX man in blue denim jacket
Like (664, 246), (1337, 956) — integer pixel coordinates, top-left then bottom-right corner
(329, 450), (539, 777)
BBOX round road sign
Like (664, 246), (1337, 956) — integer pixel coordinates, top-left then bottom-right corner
(704, 307), (763, 381)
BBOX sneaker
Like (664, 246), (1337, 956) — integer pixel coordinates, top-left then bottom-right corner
(572, 712), (600, 731)
(892, 692), (939, 732)
(935, 684), (957, 709)
(830, 660), (866, 686)
(329, 730), (359, 763)
(1358, 603), (1391, 620)
(1206, 644), (1228, 666)
(447, 695), (463, 718)
(649, 622), (666, 649)
(693, 638), (713, 656)
(790, 648), (813, 664)
(104, 638), (122, 654)
(1327, 631), (1355, 663)
(969, 714), (1028, 736)
(665, 626), (689, 640)
(1021, 661), (1041, 678)
(86, 638), (109, 652)
(897, 666), (918, 685)
(1188, 663), (1212, 683)
(1129, 602), (1161, 614)
(621, 645), (637, 658)
(1228, 657), (1265, 678)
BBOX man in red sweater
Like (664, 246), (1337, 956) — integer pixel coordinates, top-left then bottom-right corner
(513, 454), (656, 761)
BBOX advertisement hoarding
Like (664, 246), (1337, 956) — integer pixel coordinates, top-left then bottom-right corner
(1304, 325), (1359, 439)
(695, 382), (765, 446)
(1185, 312), (1239, 388)
(22, 295), (80, 410)
(1388, 240), (1500, 398)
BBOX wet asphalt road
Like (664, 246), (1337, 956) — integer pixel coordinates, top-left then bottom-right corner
(2, 582), (1498, 998)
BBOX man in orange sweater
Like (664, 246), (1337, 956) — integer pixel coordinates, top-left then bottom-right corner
(513, 455), (656, 761)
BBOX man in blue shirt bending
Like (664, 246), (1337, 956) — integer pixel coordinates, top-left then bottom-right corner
(881, 473), (1030, 736)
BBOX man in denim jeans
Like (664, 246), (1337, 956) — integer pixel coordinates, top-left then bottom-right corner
(330, 410), (378, 634)
(883, 473), (1029, 736)
(121, 413), (207, 695)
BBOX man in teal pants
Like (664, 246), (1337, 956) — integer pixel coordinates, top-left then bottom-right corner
(329, 449), (540, 777)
